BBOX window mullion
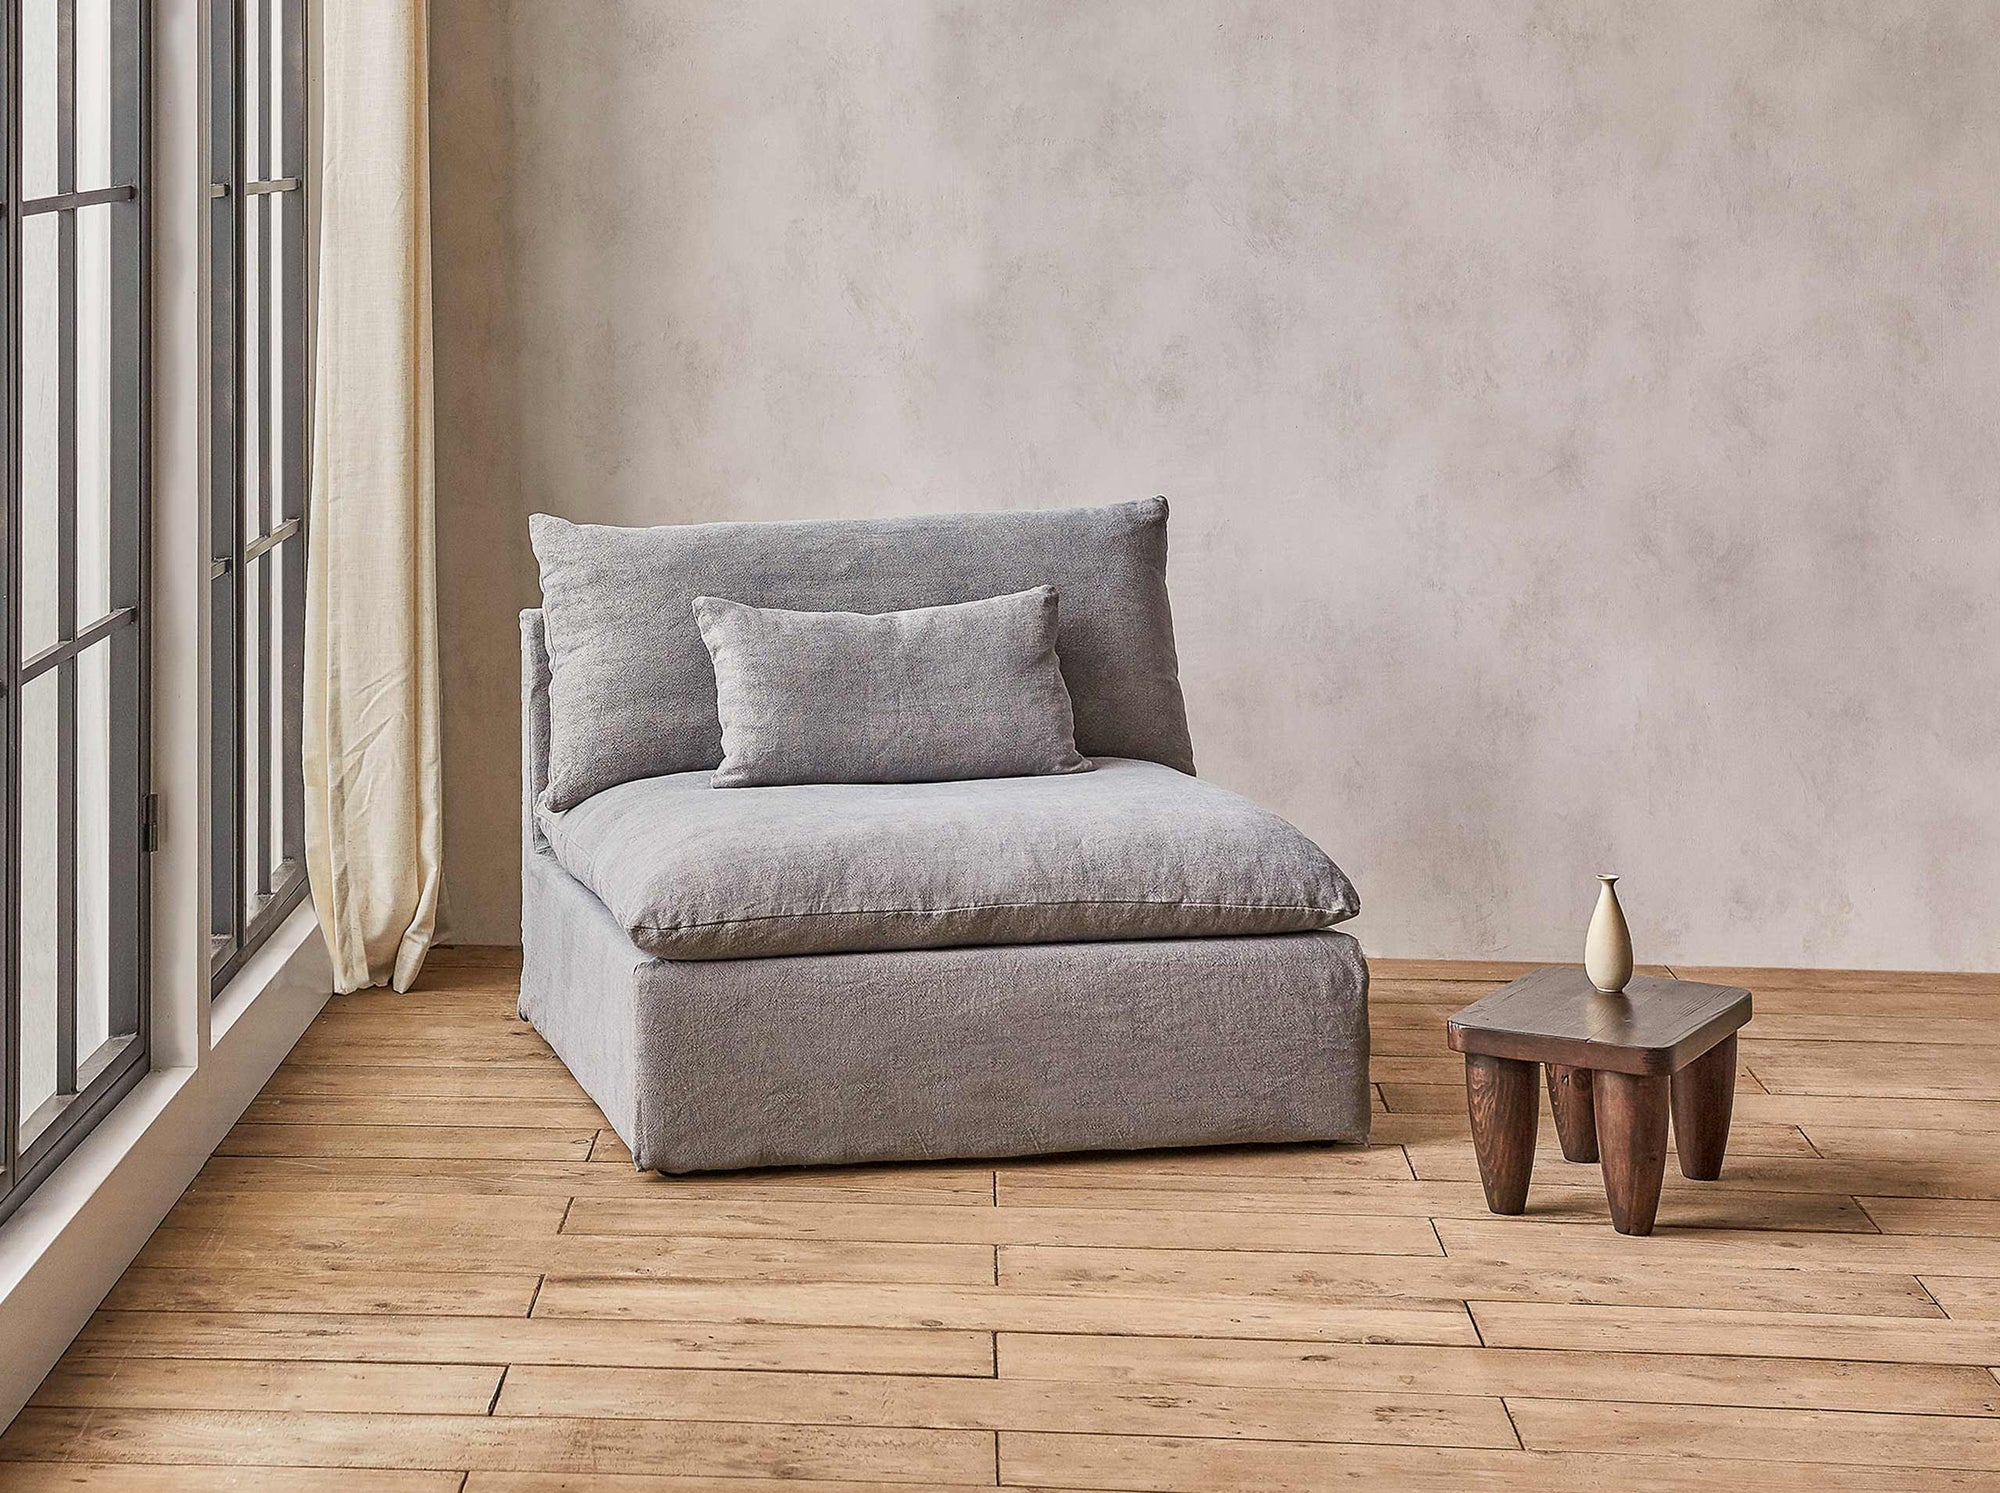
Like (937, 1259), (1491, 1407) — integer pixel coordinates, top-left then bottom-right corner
(253, 18), (273, 907)
(3, 0), (23, 1195)
(54, 0), (79, 1102)
(207, 0), (242, 969)
(231, 0), (251, 952)
(279, 0), (305, 873)
(104, 0), (144, 1050)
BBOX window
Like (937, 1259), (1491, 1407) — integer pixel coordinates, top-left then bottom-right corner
(1, 0), (150, 1225)
(208, 0), (306, 992)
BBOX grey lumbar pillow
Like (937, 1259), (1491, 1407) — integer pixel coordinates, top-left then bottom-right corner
(693, 587), (1093, 788)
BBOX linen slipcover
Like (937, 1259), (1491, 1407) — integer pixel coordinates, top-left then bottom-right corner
(520, 603), (1371, 1173)
(693, 586), (1090, 787)
(531, 498), (1192, 809)
(538, 757), (1357, 961)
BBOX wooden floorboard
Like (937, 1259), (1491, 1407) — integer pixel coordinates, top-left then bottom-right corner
(5, 949), (1999, 1490)
(0, 1470), (460, 1493)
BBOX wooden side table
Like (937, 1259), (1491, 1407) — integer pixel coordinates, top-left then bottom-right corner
(1444, 967), (1752, 1235)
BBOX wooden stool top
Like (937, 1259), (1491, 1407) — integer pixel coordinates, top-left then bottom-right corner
(1445, 966), (1751, 1077)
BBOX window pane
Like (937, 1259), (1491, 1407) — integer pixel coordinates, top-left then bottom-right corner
(18, 673), (60, 1136)
(76, 0), (115, 192)
(77, 644), (114, 1063)
(269, 0), (287, 178)
(241, 0), (263, 181)
(22, 0), (58, 198)
(210, 555), (237, 956)
(242, 194), (264, 543)
(267, 189), (287, 525)
(269, 545), (289, 879)
(242, 552), (265, 908)
(21, 215), (60, 662)
(78, 204), (116, 626)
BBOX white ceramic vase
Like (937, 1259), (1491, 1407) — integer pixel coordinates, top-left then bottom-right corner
(1585, 874), (1633, 994)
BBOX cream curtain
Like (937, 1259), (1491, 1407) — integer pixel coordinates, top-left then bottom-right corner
(304, 0), (442, 992)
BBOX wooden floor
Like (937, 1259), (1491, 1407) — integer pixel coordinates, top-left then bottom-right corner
(4, 950), (1999, 1490)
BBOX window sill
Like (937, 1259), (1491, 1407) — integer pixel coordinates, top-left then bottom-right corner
(212, 892), (325, 1045)
(0, 900), (330, 1429)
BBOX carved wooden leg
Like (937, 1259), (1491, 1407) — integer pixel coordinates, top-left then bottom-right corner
(1465, 1054), (1539, 1215)
(1545, 1064), (1599, 1163)
(1595, 1070), (1671, 1235)
(1672, 1033), (1738, 1181)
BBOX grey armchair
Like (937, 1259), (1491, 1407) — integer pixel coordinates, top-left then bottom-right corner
(519, 501), (1369, 1173)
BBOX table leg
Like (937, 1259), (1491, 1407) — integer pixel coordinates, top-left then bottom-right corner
(1672, 1033), (1738, 1181)
(1595, 1070), (1670, 1236)
(1465, 1054), (1538, 1214)
(1545, 1063), (1599, 1162)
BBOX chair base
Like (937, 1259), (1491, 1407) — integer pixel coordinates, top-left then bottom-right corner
(521, 850), (1372, 1174)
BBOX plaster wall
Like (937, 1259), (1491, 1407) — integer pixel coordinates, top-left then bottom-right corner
(430, 2), (2000, 969)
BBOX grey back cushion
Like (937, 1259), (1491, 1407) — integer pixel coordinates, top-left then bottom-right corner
(695, 587), (1091, 788)
(530, 499), (1193, 810)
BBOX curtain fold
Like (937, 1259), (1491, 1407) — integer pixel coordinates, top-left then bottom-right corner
(304, 0), (442, 993)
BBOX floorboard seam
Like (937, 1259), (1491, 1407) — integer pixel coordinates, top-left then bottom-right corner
(1914, 1277), (1951, 1319)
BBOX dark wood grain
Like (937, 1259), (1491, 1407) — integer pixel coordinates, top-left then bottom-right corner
(1464, 1055), (1539, 1215)
(1446, 966), (1751, 1075)
(1596, 1072), (1672, 1236)
(1545, 1064), (1599, 1163)
(1672, 1032), (1738, 1181)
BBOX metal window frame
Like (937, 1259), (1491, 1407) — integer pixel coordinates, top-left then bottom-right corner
(209, 0), (307, 996)
(1, 0), (151, 1229)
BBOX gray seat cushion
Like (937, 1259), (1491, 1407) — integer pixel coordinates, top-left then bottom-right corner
(531, 499), (1193, 810)
(538, 757), (1358, 961)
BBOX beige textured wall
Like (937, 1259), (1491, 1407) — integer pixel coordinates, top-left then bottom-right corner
(430, 2), (2000, 970)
